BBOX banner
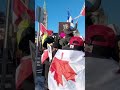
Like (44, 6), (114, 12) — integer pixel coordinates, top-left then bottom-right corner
(40, 23), (47, 36)
(59, 22), (70, 34)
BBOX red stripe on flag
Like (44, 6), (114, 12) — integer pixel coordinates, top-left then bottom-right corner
(41, 50), (49, 64)
(40, 23), (47, 36)
(13, 0), (27, 25)
(80, 3), (85, 16)
(13, 0), (27, 17)
(16, 56), (32, 89)
(27, 9), (35, 22)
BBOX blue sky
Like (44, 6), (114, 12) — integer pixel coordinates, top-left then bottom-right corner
(35, 0), (85, 36)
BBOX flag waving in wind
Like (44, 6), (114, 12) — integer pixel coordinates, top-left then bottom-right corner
(67, 11), (74, 28)
(13, 0), (27, 25)
(13, 0), (34, 25)
(80, 3), (85, 16)
(40, 23), (47, 36)
(74, 3), (85, 20)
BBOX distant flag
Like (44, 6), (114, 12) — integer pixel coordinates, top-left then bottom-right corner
(74, 3), (85, 20)
(80, 3), (85, 16)
(41, 49), (49, 64)
(40, 23), (47, 36)
(67, 11), (74, 28)
(41, 44), (53, 64)
(42, 33), (48, 45)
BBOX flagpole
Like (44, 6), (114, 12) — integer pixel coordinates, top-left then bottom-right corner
(75, 15), (82, 23)
(36, 23), (39, 58)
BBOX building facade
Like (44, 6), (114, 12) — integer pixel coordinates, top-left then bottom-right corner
(42, 0), (48, 28)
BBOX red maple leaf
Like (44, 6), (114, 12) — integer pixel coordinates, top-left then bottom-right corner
(50, 53), (77, 86)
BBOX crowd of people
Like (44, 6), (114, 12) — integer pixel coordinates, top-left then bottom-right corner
(9, 15), (120, 90)
(14, 0), (120, 89)
(39, 4), (120, 90)
(40, 23), (85, 89)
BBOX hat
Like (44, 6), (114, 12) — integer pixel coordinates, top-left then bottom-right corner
(86, 25), (116, 48)
(69, 36), (84, 46)
(59, 32), (66, 38)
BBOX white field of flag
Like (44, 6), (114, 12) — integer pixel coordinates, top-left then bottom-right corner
(48, 50), (85, 90)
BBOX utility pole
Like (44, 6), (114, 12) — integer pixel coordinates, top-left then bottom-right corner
(1, 0), (10, 89)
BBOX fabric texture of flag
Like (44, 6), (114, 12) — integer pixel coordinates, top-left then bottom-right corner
(80, 3), (85, 16)
(67, 11), (74, 28)
(74, 3), (85, 20)
(17, 19), (30, 45)
(41, 49), (49, 64)
(48, 50), (85, 90)
(13, 0), (34, 25)
(13, 0), (27, 25)
(27, 9), (35, 22)
(42, 33), (48, 45)
(40, 23), (47, 36)
(16, 56), (32, 89)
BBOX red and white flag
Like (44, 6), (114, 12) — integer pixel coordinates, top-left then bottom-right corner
(40, 23), (47, 36)
(80, 3), (85, 16)
(74, 3), (85, 20)
(48, 50), (85, 90)
(41, 49), (49, 64)
(16, 56), (33, 89)
(13, 0), (27, 25)
(13, 0), (35, 25)
(27, 9), (35, 22)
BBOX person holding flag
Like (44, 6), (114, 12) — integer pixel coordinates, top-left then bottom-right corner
(48, 36), (85, 90)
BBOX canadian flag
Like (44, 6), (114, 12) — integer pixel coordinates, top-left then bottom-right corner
(41, 49), (49, 64)
(16, 56), (33, 89)
(48, 50), (85, 90)
(80, 3), (85, 16)
(40, 23), (47, 36)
